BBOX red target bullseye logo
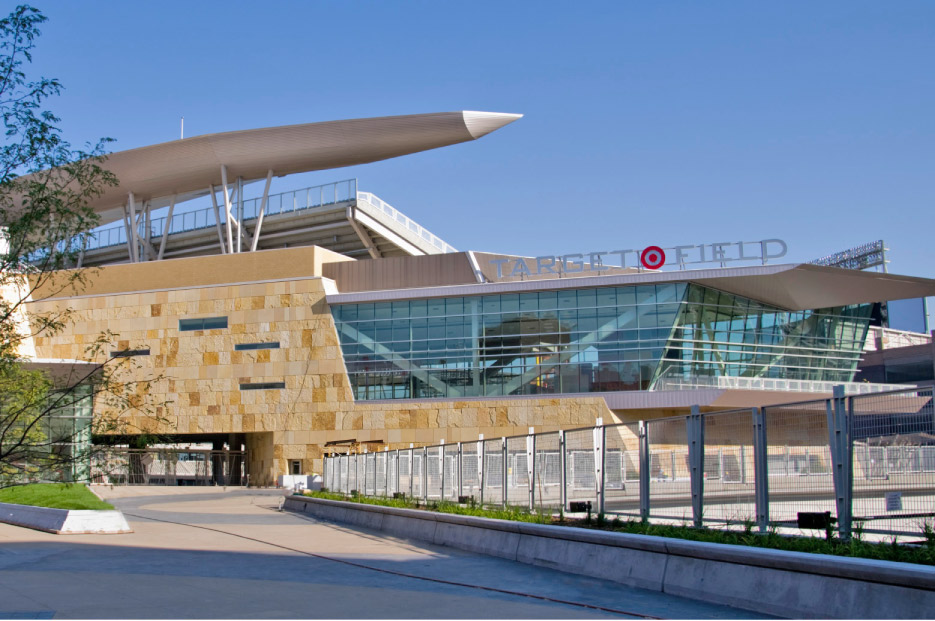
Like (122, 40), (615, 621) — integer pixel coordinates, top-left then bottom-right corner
(640, 246), (666, 270)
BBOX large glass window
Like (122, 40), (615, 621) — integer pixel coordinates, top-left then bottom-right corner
(331, 283), (872, 401)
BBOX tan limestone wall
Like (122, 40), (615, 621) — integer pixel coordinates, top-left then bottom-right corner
(29, 273), (618, 483)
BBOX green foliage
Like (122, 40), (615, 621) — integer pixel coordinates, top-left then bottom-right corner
(301, 490), (550, 524)
(0, 6), (171, 488)
(0, 482), (112, 510)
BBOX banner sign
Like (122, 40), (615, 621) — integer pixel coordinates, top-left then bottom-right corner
(488, 239), (788, 279)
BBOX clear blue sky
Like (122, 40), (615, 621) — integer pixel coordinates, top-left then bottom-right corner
(17, 2), (935, 307)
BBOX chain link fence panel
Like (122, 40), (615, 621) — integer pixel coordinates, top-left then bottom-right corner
(700, 409), (756, 526)
(850, 387), (935, 537)
(763, 400), (835, 530)
(482, 438), (504, 506)
(603, 423), (641, 518)
(646, 417), (692, 522)
(533, 431), (561, 510)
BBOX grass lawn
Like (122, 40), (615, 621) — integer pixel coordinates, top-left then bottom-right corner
(0, 483), (114, 510)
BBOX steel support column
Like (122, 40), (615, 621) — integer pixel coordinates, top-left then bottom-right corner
(157, 195), (177, 261)
(209, 185), (227, 254)
(753, 407), (769, 533)
(639, 420), (650, 522)
(250, 169), (273, 252)
(688, 405), (705, 528)
(827, 385), (852, 539)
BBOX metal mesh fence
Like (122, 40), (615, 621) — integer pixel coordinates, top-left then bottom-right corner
(425, 445), (443, 499)
(850, 387), (935, 537)
(412, 449), (423, 499)
(646, 417), (692, 522)
(604, 423), (640, 517)
(443, 444), (459, 501)
(321, 387), (934, 541)
(533, 432), (561, 509)
(399, 449), (411, 497)
(461, 441), (481, 499)
(388, 451), (398, 496)
(701, 409), (756, 526)
(506, 435), (530, 507)
(564, 427), (596, 509)
(482, 438), (504, 506)
(375, 452), (386, 496)
(763, 400), (835, 529)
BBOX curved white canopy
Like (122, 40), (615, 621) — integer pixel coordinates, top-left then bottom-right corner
(43, 111), (522, 227)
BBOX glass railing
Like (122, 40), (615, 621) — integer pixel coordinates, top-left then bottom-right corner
(653, 369), (912, 395)
(83, 179), (358, 251)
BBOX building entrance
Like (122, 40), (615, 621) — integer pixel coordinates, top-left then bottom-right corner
(91, 447), (248, 486)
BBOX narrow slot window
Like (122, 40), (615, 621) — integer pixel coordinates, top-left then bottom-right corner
(239, 382), (286, 390)
(234, 342), (280, 351)
(179, 317), (228, 331)
(110, 349), (151, 358)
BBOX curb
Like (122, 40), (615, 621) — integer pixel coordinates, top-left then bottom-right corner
(285, 495), (935, 619)
(0, 501), (133, 535)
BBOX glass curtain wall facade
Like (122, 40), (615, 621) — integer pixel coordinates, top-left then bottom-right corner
(331, 283), (873, 401)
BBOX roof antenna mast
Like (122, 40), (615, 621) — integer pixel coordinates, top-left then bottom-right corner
(180, 116), (184, 140)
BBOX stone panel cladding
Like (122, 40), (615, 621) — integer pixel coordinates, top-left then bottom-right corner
(29, 276), (616, 486)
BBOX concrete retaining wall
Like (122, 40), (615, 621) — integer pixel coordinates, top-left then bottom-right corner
(0, 501), (132, 534)
(285, 495), (935, 619)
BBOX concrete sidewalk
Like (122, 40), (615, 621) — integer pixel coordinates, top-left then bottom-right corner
(0, 487), (767, 619)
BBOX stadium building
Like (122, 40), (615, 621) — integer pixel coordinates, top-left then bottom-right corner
(19, 111), (935, 485)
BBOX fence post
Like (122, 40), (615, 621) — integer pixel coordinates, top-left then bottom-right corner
(439, 440), (446, 501)
(527, 427), (535, 511)
(827, 385), (852, 539)
(688, 405), (705, 528)
(395, 449), (400, 496)
(639, 420), (650, 522)
(593, 417), (605, 516)
(422, 446), (428, 504)
(558, 430), (567, 512)
(478, 434), (485, 506)
(752, 407), (769, 533)
(322, 454), (328, 491)
(502, 436), (508, 508)
(384, 446), (389, 497)
(409, 444), (414, 499)
(457, 442), (463, 500)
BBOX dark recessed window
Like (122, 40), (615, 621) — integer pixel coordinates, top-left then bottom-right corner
(110, 349), (151, 358)
(234, 342), (281, 351)
(239, 382), (286, 391)
(179, 317), (228, 331)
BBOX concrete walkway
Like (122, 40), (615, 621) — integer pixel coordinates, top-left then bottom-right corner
(0, 487), (768, 619)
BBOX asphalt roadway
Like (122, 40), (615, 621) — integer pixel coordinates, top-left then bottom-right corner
(0, 487), (768, 619)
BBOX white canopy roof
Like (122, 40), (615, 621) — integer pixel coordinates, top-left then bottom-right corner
(28, 111), (522, 227)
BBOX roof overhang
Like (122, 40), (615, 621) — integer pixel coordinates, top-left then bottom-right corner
(11, 111), (522, 228)
(325, 262), (935, 311)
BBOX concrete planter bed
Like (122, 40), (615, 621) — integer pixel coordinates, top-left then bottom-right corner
(0, 501), (132, 534)
(285, 495), (935, 619)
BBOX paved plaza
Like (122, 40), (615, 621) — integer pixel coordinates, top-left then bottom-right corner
(0, 487), (766, 619)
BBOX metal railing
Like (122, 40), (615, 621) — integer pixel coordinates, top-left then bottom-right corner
(84, 179), (358, 251)
(356, 192), (457, 254)
(323, 386), (935, 540)
(90, 448), (248, 486)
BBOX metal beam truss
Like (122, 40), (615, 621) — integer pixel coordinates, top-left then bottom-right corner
(810, 240), (888, 272)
